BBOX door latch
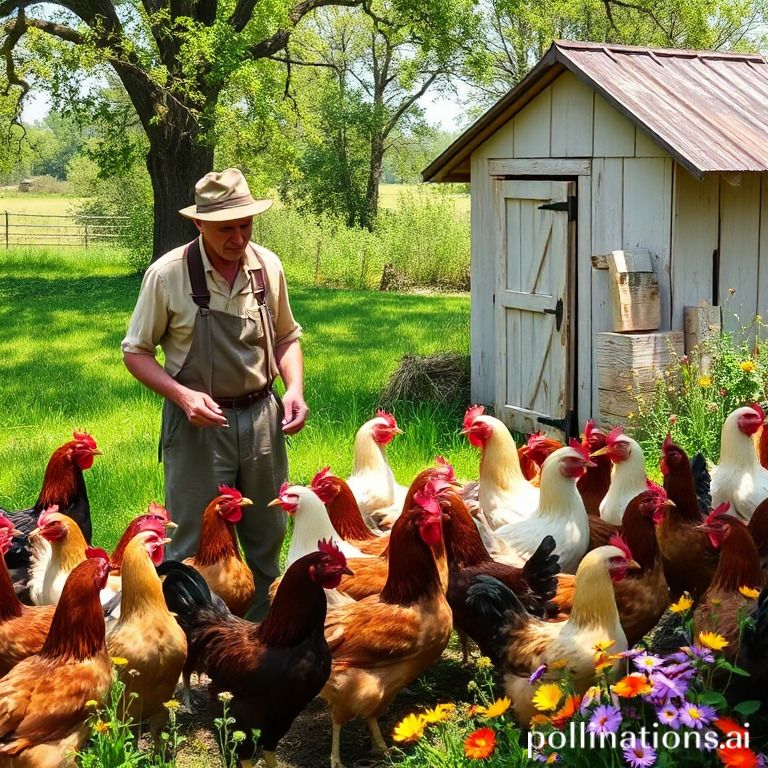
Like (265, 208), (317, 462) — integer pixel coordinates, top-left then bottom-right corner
(543, 297), (563, 331)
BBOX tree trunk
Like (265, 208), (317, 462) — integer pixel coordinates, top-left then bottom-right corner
(362, 132), (385, 230)
(146, 129), (214, 261)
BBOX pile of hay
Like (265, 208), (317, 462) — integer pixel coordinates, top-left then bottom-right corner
(379, 352), (470, 409)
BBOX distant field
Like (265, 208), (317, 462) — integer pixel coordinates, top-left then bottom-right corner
(379, 182), (470, 215)
(0, 194), (83, 215)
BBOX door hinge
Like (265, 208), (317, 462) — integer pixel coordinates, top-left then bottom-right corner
(537, 409), (578, 439)
(538, 195), (576, 221)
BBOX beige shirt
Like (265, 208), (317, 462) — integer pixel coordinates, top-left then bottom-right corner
(121, 236), (302, 379)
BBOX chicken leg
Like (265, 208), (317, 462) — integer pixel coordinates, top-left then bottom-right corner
(366, 717), (388, 755)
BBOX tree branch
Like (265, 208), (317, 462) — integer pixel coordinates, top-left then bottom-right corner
(21, 15), (88, 45)
(268, 54), (339, 70)
(382, 70), (441, 137)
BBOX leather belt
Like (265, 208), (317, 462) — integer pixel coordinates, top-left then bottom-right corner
(213, 386), (272, 410)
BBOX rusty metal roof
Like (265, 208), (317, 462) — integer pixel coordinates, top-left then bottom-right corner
(423, 40), (768, 183)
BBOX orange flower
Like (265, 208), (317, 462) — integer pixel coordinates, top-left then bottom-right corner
(464, 727), (496, 759)
(713, 717), (748, 739)
(612, 674), (652, 698)
(530, 714), (551, 726)
(717, 746), (759, 768)
(550, 695), (582, 729)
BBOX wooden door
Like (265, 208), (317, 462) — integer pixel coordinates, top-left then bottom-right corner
(494, 179), (575, 438)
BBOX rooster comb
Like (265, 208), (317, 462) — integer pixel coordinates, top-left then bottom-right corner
(73, 431), (97, 450)
(643, 481), (668, 509)
(609, 535), (633, 562)
(375, 410), (397, 429)
(584, 419), (599, 438)
(86, 546), (111, 564)
(317, 538), (347, 567)
(36, 504), (61, 525)
(310, 466), (333, 488)
(606, 426), (625, 445)
(568, 437), (591, 461)
(413, 481), (443, 516)
(0, 514), (13, 533)
(434, 456), (457, 481)
(750, 402), (766, 421)
(463, 405), (485, 430)
(703, 502), (731, 527)
(662, 432), (675, 453)
(146, 501), (170, 521)
(217, 484), (243, 501)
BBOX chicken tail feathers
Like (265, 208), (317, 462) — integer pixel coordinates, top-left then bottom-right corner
(521, 535), (560, 603)
(158, 561), (227, 628)
(741, 585), (768, 667)
(690, 453), (712, 515)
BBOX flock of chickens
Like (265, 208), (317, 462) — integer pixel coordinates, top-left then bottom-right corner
(0, 404), (767, 768)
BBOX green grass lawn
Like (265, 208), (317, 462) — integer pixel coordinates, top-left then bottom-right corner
(0, 193), (84, 215)
(0, 246), (474, 549)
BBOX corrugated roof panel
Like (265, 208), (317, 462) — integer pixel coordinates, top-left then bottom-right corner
(423, 40), (768, 182)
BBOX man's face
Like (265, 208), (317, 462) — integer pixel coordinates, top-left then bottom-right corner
(194, 217), (253, 263)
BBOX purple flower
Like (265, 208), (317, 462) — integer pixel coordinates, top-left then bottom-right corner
(619, 648), (643, 659)
(649, 671), (688, 701)
(678, 701), (716, 730)
(588, 704), (622, 735)
(673, 645), (714, 664)
(623, 741), (657, 768)
(634, 653), (664, 672)
(529, 664), (547, 685)
(663, 661), (695, 681)
(656, 703), (680, 729)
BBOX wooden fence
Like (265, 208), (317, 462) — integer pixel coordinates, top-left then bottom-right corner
(2, 211), (130, 248)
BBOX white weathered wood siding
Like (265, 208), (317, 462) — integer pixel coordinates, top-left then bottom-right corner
(469, 69), (768, 424)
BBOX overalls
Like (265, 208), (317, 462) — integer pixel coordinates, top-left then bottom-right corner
(161, 238), (288, 621)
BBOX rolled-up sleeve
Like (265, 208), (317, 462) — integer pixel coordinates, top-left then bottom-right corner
(273, 267), (303, 347)
(121, 267), (170, 356)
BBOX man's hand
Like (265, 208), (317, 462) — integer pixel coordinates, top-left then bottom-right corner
(178, 388), (229, 428)
(281, 388), (309, 435)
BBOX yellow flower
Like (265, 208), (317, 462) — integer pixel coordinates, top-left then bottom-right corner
(595, 652), (614, 672)
(593, 640), (615, 653)
(549, 658), (570, 671)
(530, 714), (551, 726)
(698, 376), (712, 388)
(481, 697), (511, 718)
(85, 700), (98, 709)
(393, 713), (424, 743)
(110, 657), (128, 667)
(475, 656), (492, 670)
(93, 720), (111, 734)
(163, 700), (180, 712)
(698, 631), (729, 651)
(421, 703), (455, 724)
(739, 360), (756, 373)
(669, 594), (693, 613)
(546, 755), (559, 764)
(532, 683), (563, 712)
(217, 691), (234, 703)
(739, 586), (760, 600)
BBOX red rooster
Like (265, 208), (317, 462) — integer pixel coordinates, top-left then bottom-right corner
(2, 432), (100, 585)
(184, 485), (255, 617)
(578, 420), (611, 516)
(161, 541), (351, 768)
(321, 481), (453, 768)
(0, 515), (55, 677)
(0, 557), (112, 765)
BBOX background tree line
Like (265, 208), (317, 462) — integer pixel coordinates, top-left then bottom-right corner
(0, 0), (766, 264)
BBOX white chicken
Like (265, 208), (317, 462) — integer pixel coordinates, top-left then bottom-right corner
(594, 427), (648, 525)
(461, 405), (539, 529)
(465, 543), (637, 726)
(494, 443), (592, 573)
(711, 403), (768, 520)
(269, 484), (370, 606)
(346, 411), (408, 530)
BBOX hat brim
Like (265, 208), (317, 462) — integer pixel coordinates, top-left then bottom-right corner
(179, 198), (273, 221)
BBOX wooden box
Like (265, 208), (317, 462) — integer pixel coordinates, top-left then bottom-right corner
(596, 331), (684, 426)
(608, 249), (660, 333)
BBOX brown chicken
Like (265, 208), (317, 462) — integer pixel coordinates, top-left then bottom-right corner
(695, 509), (763, 660)
(0, 557), (112, 767)
(321, 481), (453, 768)
(161, 541), (351, 768)
(657, 435), (718, 600)
(578, 420), (612, 516)
(550, 488), (671, 643)
(184, 485), (254, 617)
(107, 531), (186, 738)
(310, 467), (389, 555)
(0, 516), (55, 677)
(439, 488), (560, 661)
(746, 497), (768, 575)
(517, 433), (563, 486)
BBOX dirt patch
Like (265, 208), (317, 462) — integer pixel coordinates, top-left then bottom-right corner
(173, 640), (474, 768)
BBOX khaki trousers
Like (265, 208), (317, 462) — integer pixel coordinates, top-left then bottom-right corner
(162, 393), (287, 621)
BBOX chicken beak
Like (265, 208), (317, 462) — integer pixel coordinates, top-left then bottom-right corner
(663, 499), (677, 509)
(239, 497), (254, 507)
(91, 449), (103, 456)
(626, 559), (641, 571)
(584, 459), (597, 469)
(29, 527), (41, 538)
(590, 446), (610, 457)
(164, 520), (178, 529)
(161, 537), (173, 546)
(10, 528), (24, 537)
(394, 427), (404, 435)
(342, 566), (354, 576)
(267, 498), (283, 508)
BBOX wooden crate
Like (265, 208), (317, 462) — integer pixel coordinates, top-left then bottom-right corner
(608, 249), (660, 332)
(596, 331), (684, 426)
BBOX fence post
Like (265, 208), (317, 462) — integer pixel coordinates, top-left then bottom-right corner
(84, 220), (88, 250)
(4, 211), (7, 249)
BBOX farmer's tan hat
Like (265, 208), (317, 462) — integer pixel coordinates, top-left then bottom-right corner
(179, 168), (273, 221)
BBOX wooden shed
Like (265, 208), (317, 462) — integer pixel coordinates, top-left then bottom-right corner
(423, 40), (768, 438)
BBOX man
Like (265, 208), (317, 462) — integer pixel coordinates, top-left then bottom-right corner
(122, 168), (307, 620)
